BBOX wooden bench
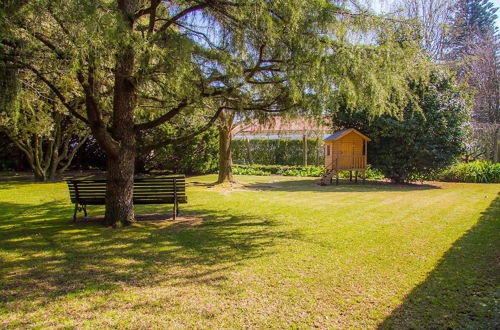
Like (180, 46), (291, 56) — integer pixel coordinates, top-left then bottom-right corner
(66, 176), (187, 222)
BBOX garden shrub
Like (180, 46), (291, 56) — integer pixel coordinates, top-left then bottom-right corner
(233, 164), (324, 176)
(331, 73), (471, 183)
(439, 161), (500, 183)
(232, 164), (385, 179)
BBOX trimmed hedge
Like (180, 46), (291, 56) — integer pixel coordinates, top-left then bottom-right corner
(233, 164), (385, 179)
(232, 139), (324, 166)
(233, 164), (326, 177)
(439, 161), (500, 183)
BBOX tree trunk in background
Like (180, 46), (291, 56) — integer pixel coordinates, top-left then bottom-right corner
(48, 153), (58, 181)
(315, 137), (320, 166)
(245, 138), (253, 165)
(493, 126), (499, 163)
(303, 134), (308, 166)
(217, 110), (235, 184)
(33, 168), (46, 182)
(217, 125), (234, 183)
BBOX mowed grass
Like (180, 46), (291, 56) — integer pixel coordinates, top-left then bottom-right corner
(0, 175), (498, 328)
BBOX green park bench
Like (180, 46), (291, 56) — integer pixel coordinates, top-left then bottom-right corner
(66, 176), (187, 222)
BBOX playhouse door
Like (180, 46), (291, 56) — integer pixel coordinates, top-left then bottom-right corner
(338, 142), (354, 169)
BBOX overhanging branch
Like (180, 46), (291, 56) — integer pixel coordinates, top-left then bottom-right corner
(140, 106), (225, 152)
(10, 58), (89, 124)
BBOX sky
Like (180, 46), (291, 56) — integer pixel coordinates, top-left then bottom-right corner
(371, 0), (500, 29)
(493, 0), (500, 29)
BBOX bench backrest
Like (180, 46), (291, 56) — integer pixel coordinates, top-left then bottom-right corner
(67, 176), (186, 205)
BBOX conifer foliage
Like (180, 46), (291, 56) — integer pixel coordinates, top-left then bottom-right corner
(1, 0), (426, 226)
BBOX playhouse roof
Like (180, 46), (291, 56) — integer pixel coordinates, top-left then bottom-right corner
(324, 128), (371, 142)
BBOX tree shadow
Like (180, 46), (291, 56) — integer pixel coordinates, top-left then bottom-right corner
(0, 199), (303, 307)
(379, 194), (500, 329)
(240, 178), (441, 193)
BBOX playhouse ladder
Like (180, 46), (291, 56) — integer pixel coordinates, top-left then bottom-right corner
(320, 169), (338, 185)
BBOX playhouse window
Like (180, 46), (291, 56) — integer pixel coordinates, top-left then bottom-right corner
(326, 145), (331, 156)
(362, 143), (366, 156)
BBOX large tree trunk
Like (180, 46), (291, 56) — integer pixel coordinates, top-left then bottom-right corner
(105, 148), (135, 227)
(217, 125), (234, 184)
(96, 0), (138, 227)
(103, 13), (137, 226)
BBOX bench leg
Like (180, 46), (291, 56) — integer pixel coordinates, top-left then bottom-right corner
(73, 203), (78, 222)
(73, 203), (88, 222)
(173, 202), (177, 221)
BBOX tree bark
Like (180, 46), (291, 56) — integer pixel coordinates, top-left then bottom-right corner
(493, 125), (499, 163)
(105, 147), (136, 227)
(33, 169), (46, 182)
(48, 153), (58, 181)
(303, 134), (308, 166)
(315, 137), (320, 166)
(104, 41), (137, 227)
(92, 0), (138, 227)
(244, 137), (253, 165)
(217, 125), (234, 184)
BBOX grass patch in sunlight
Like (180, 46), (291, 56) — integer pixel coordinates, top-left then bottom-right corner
(0, 174), (498, 328)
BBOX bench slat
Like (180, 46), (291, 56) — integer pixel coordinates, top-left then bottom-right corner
(67, 176), (187, 206)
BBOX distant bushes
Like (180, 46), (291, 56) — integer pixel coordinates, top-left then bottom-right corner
(232, 164), (326, 176)
(233, 161), (500, 183)
(439, 161), (500, 183)
(232, 164), (384, 179)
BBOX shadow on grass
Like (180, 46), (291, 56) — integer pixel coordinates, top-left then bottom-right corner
(379, 194), (500, 329)
(239, 178), (441, 193)
(0, 198), (302, 305)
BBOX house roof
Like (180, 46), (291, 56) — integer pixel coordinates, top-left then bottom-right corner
(324, 128), (371, 142)
(234, 116), (331, 137)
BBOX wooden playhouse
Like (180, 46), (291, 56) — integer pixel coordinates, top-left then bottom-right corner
(320, 128), (371, 185)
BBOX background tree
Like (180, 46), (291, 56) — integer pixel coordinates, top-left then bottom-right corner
(331, 72), (471, 183)
(444, 0), (498, 61)
(216, 108), (236, 183)
(0, 87), (89, 181)
(463, 30), (500, 162)
(395, 0), (455, 59)
(443, 0), (499, 162)
(215, 94), (297, 184)
(1, 0), (427, 226)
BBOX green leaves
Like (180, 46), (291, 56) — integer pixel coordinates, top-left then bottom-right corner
(2, 0), (432, 156)
(440, 160), (500, 183)
(331, 72), (472, 183)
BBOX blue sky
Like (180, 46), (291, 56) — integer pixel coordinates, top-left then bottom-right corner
(493, 0), (500, 28)
(371, 0), (500, 29)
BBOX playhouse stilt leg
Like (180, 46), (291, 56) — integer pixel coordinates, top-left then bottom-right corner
(355, 171), (358, 183)
(336, 173), (339, 185)
(349, 171), (352, 182)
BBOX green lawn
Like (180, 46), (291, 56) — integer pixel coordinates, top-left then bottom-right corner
(0, 175), (498, 328)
